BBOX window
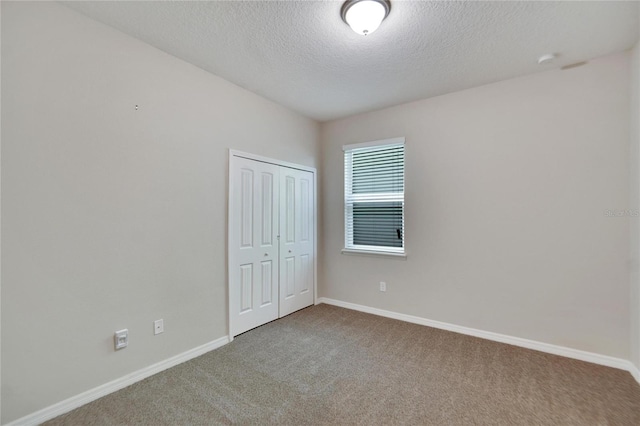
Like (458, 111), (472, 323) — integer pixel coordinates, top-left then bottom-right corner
(343, 138), (405, 256)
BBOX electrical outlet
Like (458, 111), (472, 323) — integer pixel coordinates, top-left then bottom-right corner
(380, 281), (387, 292)
(114, 329), (128, 350)
(154, 319), (164, 335)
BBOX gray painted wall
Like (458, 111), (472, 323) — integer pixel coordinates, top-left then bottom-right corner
(1, 2), (318, 423)
(631, 39), (640, 371)
(320, 52), (631, 359)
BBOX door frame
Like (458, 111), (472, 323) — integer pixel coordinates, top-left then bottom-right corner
(227, 149), (317, 341)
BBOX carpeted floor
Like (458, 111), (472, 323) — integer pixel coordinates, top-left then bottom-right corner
(46, 304), (640, 425)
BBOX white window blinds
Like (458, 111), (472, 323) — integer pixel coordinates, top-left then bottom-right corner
(344, 138), (405, 255)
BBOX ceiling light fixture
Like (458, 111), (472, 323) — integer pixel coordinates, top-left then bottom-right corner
(341, 0), (391, 36)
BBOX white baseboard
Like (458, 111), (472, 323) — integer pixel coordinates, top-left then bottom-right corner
(317, 297), (640, 384)
(629, 362), (640, 383)
(7, 336), (230, 426)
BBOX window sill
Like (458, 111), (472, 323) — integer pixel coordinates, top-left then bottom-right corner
(341, 248), (407, 259)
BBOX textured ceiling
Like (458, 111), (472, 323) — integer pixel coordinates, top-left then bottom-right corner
(62, 1), (639, 122)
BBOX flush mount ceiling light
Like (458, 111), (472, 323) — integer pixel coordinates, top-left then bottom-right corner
(341, 0), (391, 36)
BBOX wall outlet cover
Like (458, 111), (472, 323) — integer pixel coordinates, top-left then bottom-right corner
(114, 329), (128, 350)
(154, 319), (164, 335)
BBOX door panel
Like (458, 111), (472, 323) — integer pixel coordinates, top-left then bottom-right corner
(300, 254), (311, 294)
(285, 176), (295, 243)
(301, 178), (310, 242)
(284, 256), (295, 298)
(260, 260), (273, 306)
(230, 157), (280, 336)
(240, 264), (253, 313)
(261, 173), (274, 246)
(240, 169), (253, 248)
(279, 168), (315, 317)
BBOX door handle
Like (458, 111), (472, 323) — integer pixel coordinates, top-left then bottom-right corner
(288, 250), (292, 253)
(264, 253), (269, 257)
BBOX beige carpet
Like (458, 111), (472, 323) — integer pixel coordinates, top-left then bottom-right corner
(46, 304), (640, 425)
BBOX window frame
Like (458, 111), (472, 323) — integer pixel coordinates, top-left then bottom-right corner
(342, 137), (406, 258)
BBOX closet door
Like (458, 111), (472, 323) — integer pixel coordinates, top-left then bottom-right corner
(279, 167), (315, 317)
(229, 157), (280, 336)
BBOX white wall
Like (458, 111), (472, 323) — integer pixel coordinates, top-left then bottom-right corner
(631, 39), (640, 371)
(1, 2), (318, 423)
(320, 52), (631, 359)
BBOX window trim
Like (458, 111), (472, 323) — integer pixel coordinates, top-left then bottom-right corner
(341, 248), (407, 259)
(343, 137), (406, 258)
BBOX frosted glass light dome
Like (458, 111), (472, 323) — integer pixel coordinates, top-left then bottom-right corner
(341, 0), (391, 36)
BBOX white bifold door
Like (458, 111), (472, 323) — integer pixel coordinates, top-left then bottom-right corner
(229, 154), (315, 336)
